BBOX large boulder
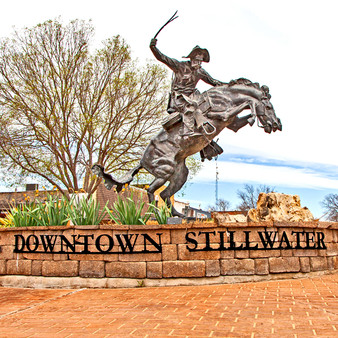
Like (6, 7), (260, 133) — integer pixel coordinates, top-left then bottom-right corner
(247, 192), (314, 222)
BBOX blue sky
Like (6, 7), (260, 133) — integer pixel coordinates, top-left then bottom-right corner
(0, 0), (337, 219)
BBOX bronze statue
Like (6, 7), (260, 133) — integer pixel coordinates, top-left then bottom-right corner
(92, 12), (282, 218)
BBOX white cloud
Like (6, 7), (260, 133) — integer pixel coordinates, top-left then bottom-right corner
(194, 160), (338, 190)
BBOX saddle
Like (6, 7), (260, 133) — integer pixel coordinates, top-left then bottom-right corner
(161, 93), (223, 161)
(162, 93), (213, 132)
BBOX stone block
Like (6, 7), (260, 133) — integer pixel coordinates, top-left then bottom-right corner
(327, 257), (335, 270)
(205, 260), (220, 277)
(22, 252), (54, 260)
(318, 243), (338, 257)
(68, 253), (104, 261)
(220, 259), (255, 275)
(31, 260), (42, 276)
(235, 250), (249, 259)
(281, 249), (293, 257)
(333, 256), (338, 269)
(118, 245), (161, 262)
(106, 262), (146, 278)
(79, 261), (105, 278)
(191, 229), (225, 244)
(322, 229), (333, 243)
(0, 231), (22, 246)
(162, 244), (177, 261)
(178, 244), (220, 260)
(33, 230), (63, 245)
(250, 249), (281, 258)
(269, 257), (300, 273)
(310, 257), (328, 271)
(255, 259), (269, 275)
(162, 261), (205, 278)
(171, 230), (188, 244)
(299, 257), (310, 273)
(42, 261), (78, 277)
(293, 249), (318, 257)
(243, 229), (264, 242)
(333, 230), (338, 243)
(53, 253), (69, 261)
(0, 260), (6, 275)
(147, 262), (162, 278)
(127, 229), (170, 245)
(220, 250), (235, 259)
(0, 245), (14, 260)
(102, 253), (119, 262)
(7, 259), (32, 275)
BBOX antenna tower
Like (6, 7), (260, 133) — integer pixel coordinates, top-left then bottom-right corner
(215, 156), (219, 207)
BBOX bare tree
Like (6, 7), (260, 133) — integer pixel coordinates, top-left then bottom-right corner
(321, 194), (338, 221)
(0, 19), (169, 196)
(208, 198), (231, 212)
(236, 184), (275, 212)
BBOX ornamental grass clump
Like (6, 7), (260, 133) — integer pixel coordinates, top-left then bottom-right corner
(0, 212), (14, 228)
(33, 194), (69, 226)
(150, 203), (172, 225)
(105, 192), (151, 225)
(1, 192), (107, 228)
(67, 195), (107, 225)
(2, 203), (39, 227)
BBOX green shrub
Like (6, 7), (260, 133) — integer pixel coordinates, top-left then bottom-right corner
(151, 203), (172, 224)
(8, 203), (40, 227)
(105, 192), (151, 225)
(32, 194), (69, 226)
(3, 193), (107, 227)
(67, 196), (107, 225)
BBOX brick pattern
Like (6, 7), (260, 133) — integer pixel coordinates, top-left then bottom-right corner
(0, 274), (337, 337)
(0, 222), (337, 279)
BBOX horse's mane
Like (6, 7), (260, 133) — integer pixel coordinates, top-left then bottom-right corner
(228, 78), (260, 89)
(229, 78), (271, 99)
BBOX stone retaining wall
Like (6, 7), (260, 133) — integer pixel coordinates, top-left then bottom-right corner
(0, 221), (337, 288)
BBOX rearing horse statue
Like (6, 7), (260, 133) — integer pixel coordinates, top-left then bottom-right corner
(92, 78), (282, 218)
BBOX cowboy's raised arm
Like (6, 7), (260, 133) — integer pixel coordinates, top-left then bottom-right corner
(150, 38), (180, 71)
(199, 68), (227, 87)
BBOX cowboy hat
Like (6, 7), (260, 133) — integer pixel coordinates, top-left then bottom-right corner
(183, 45), (210, 62)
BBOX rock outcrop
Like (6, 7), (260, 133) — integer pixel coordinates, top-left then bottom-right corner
(247, 192), (314, 222)
(212, 212), (247, 224)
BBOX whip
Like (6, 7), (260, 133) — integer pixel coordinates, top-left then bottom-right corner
(153, 10), (179, 39)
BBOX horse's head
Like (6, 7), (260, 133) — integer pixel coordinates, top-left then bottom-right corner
(256, 86), (282, 134)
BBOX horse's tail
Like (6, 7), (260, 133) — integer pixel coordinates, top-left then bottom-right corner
(91, 164), (142, 193)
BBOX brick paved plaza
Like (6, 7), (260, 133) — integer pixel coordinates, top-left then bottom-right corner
(0, 273), (337, 337)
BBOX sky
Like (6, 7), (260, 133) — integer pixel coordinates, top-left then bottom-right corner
(0, 0), (337, 218)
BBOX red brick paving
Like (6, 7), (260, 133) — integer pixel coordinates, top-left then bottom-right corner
(0, 274), (337, 337)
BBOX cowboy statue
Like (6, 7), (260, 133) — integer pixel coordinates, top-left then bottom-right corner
(91, 12), (282, 217)
(150, 38), (226, 160)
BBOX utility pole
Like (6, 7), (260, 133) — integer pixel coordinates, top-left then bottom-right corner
(215, 156), (219, 208)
